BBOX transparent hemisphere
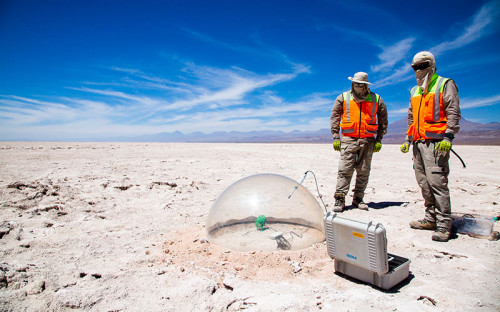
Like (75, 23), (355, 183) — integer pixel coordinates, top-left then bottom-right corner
(207, 173), (325, 251)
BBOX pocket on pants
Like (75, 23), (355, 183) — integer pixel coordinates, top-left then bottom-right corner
(432, 153), (449, 174)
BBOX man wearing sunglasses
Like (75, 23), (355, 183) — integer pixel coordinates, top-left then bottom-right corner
(330, 72), (388, 212)
(401, 51), (461, 242)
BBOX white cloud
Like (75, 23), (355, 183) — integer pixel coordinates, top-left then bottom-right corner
(373, 63), (414, 88)
(389, 107), (409, 115)
(178, 27), (288, 62)
(374, 1), (500, 88)
(431, 1), (500, 56)
(72, 87), (155, 104)
(264, 119), (291, 127)
(155, 63), (310, 111)
(371, 38), (415, 73)
(180, 27), (249, 53)
(460, 95), (500, 109)
(0, 60), (323, 140)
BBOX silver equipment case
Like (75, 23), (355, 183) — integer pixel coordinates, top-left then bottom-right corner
(324, 212), (410, 290)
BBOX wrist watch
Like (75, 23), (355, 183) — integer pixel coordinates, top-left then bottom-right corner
(444, 133), (454, 140)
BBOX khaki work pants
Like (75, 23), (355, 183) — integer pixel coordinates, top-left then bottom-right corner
(335, 137), (375, 200)
(412, 140), (452, 229)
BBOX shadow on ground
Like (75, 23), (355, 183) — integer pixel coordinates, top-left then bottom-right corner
(334, 271), (415, 294)
(341, 201), (408, 211)
(367, 201), (408, 210)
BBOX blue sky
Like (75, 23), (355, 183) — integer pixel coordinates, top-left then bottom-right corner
(0, 0), (499, 141)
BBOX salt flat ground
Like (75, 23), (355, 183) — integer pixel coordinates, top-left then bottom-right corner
(0, 142), (498, 311)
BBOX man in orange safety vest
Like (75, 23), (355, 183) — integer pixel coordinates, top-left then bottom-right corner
(330, 72), (388, 212)
(401, 51), (461, 242)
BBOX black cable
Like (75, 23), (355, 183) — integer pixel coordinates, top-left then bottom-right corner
(451, 148), (466, 168)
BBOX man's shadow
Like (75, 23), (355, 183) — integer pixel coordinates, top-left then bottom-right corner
(368, 201), (407, 210)
(343, 201), (408, 211)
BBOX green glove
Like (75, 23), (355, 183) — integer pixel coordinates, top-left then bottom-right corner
(400, 141), (410, 153)
(333, 140), (341, 152)
(435, 138), (452, 152)
(373, 141), (382, 152)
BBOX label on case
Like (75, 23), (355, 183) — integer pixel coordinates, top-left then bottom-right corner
(347, 253), (358, 260)
(352, 231), (364, 239)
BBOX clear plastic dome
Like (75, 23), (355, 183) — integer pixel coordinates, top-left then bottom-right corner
(207, 173), (325, 251)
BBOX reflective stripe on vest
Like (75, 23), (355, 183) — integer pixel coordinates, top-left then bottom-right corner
(344, 92), (351, 122)
(370, 92), (378, 125)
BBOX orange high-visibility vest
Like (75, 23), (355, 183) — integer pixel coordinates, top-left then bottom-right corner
(340, 91), (380, 138)
(407, 74), (450, 141)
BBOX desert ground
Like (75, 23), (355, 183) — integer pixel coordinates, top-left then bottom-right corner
(0, 142), (499, 311)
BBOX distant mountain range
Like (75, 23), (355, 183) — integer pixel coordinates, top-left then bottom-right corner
(108, 118), (500, 145)
(114, 128), (333, 143)
(384, 118), (500, 144)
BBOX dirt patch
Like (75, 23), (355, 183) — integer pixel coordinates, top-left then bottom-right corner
(158, 226), (332, 282)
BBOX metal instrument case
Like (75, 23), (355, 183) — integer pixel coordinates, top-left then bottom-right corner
(324, 212), (410, 290)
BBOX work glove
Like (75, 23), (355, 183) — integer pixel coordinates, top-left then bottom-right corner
(400, 141), (410, 153)
(333, 140), (341, 152)
(373, 141), (382, 152)
(435, 137), (452, 152)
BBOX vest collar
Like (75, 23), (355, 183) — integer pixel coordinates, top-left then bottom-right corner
(349, 91), (375, 103)
(419, 73), (439, 94)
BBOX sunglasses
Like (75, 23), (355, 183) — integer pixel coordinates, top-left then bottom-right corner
(354, 83), (367, 87)
(411, 61), (430, 71)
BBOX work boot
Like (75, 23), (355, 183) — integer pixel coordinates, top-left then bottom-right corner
(409, 219), (437, 231)
(352, 197), (368, 210)
(432, 227), (450, 242)
(333, 195), (345, 212)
